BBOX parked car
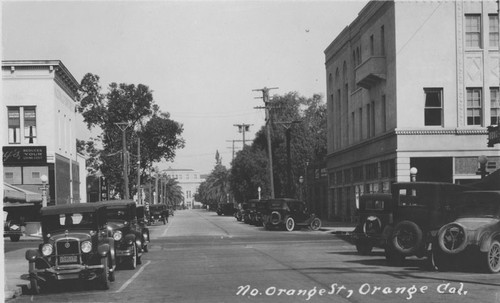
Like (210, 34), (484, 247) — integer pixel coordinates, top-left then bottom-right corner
(351, 193), (393, 255)
(100, 200), (145, 269)
(242, 203), (252, 224)
(261, 198), (321, 231)
(4, 204), (41, 241)
(248, 199), (267, 226)
(385, 182), (471, 265)
(135, 205), (150, 253)
(234, 203), (245, 222)
(4, 209), (24, 242)
(24, 203), (115, 294)
(149, 204), (168, 225)
(216, 203), (237, 216)
(432, 191), (500, 273)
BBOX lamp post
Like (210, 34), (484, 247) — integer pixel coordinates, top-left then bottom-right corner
(115, 122), (130, 199)
(410, 167), (418, 182)
(258, 186), (261, 200)
(298, 176), (304, 201)
(40, 174), (48, 207)
(478, 155), (488, 179)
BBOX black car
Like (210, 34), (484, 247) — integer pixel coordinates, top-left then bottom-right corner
(234, 203), (245, 222)
(352, 193), (393, 255)
(261, 198), (322, 231)
(24, 203), (115, 294)
(248, 199), (267, 226)
(100, 200), (146, 269)
(216, 203), (237, 216)
(136, 205), (150, 253)
(149, 203), (168, 225)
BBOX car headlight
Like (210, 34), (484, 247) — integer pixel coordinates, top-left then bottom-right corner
(113, 231), (122, 241)
(81, 241), (92, 253)
(42, 244), (53, 256)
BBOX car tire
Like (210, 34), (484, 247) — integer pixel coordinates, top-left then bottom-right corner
(437, 223), (468, 254)
(285, 217), (295, 232)
(309, 218), (322, 231)
(98, 257), (109, 290)
(484, 240), (500, 273)
(391, 220), (423, 255)
(385, 246), (405, 266)
(30, 277), (41, 295)
(355, 242), (373, 255)
(10, 235), (21, 242)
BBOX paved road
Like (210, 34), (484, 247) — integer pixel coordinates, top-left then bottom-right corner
(6, 209), (500, 303)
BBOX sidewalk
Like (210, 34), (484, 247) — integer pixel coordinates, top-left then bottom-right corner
(4, 236), (41, 301)
(319, 219), (357, 234)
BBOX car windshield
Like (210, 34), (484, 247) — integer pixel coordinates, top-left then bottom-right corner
(105, 207), (129, 221)
(363, 199), (386, 210)
(455, 193), (500, 218)
(42, 211), (96, 232)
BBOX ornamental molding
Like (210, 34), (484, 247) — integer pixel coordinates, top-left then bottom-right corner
(456, 1), (465, 127)
(394, 129), (487, 135)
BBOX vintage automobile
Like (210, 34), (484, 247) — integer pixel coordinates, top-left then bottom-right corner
(234, 203), (245, 222)
(100, 200), (146, 269)
(216, 203), (237, 216)
(432, 191), (500, 273)
(261, 198), (321, 231)
(248, 199), (268, 226)
(4, 209), (24, 242)
(149, 203), (168, 225)
(24, 203), (115, 294)
(242, 203), (252, 224)
(351, 193), (393, 255)
(4, 204), (41, 242)
(385, 182), (471, 265)
(135, 205), (150, 253)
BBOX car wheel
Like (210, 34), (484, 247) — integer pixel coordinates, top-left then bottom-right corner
(129, 243), (137, 270)
(285, 217), (295, 232)
(437, 223), (468, 254)
(30, 277), (41, 295)
(355, 242), (373, 255)
(309, 218), (322, 231)
(10, 235), (21, 242)
(391, 220), (423, 255)
(98, 257), (109, 290)
(385, 246), (405, 266)
(484, 240), (500, 273)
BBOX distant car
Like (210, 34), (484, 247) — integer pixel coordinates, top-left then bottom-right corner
(248, 199), (267, 226)
(385, 182), (471, 265)
(261, 198), (321, 231)
(4, 210), (23, 242)
(351, 193), (393, 255)
(234, 203), (245, 222)
(24, 203), (115, 294)
(432, 191), (500, 273)
(216, 203), (237, 216)
(101, 200), (146, 269)
(149, 204), (168, 225)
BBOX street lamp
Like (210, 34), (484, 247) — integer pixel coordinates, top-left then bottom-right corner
(298, 176), (304, 201)
(40, 174), (48, 207)
(410, 167), (418, 182)
(258, 187), (261, 200)
(478, 155), (488, 179)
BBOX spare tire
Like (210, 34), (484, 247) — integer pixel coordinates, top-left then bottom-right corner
(391, 220), (423, 255)
(437, 222), (468, 254)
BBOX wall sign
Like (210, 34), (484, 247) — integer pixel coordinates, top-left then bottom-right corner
(488, 125), (500, 147)
(3, 146), (47, 165)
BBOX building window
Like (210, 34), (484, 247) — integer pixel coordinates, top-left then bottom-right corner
(32, 172), (40, 179)
(370, 35), (374, 56)
(489, 14), (499, 48)
(8, 107), (21, 144)
(359, 107), (363, 140)
(424, 88), (443, 126)
(381, 95), (387, 132)
(365, 163), (378, 180)
(380, 25), (385, 56)
(24, 107), (37, 144)
(5, 172), (14, 179)
(371, 101), (375, 136)
(467, 88), (482, 125)
(491, 87), (500, 125)
(465, 14), (482, 48)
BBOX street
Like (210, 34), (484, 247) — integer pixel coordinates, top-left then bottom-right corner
(5, 209), (500, 303)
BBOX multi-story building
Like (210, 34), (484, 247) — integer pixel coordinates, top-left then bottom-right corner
(2, 60), (84, 205)
(324, 1), (500, 222)
(163, 167), (204, 209)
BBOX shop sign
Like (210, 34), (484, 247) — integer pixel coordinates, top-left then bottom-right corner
(2, 146), (47, 164)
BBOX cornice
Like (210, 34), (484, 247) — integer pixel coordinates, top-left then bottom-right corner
(394, 128), (488, 135)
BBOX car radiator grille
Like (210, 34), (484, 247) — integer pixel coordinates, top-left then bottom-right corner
(56, 239), (80, 264)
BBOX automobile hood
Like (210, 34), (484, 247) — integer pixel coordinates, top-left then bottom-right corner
(49, 231), (92, 242)
(107, 220), (127, 231)
(455, 217), (499, 231)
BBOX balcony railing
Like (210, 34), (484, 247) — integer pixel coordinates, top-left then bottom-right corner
(355, 56), (386, 89)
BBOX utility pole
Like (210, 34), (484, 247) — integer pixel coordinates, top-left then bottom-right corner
(137, 137), (141, 204)
(275, 120), (302, 197)
(253, 86), (278, 198)
(233, 124), (252, 146)
(226, 139), (244, 161)
(115, 122), (130, 199)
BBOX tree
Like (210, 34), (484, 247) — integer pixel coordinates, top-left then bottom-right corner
(78, 73), (185, 198)
(195, 152), (230, 209)
(162, 177), (184, 207)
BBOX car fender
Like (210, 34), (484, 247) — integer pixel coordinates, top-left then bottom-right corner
(25, 249), (40, 262)
(479, 231), (500, 252)
(97, 243), (110, 257)
(124, 233), (136, 246)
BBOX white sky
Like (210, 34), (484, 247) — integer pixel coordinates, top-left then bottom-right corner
(2, 0), (368, 174)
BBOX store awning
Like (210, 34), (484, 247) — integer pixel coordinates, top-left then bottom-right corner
(3, 182), (42, 205)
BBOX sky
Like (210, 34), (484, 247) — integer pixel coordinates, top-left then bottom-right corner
(2, 0), (368, 174)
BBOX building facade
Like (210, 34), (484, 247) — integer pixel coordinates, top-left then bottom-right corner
(2, 60), (84, 205)
(163, 168), (204, 209)
(324, 1), (500, 222)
